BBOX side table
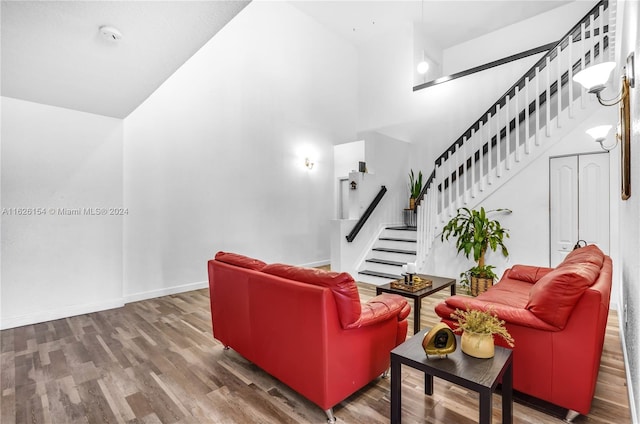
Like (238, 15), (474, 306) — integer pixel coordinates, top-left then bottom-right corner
(390, 328), (513, 424)
(376, 274), (456, 334)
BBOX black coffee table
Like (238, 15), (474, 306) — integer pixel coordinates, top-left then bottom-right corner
(390, 328), (513, 424)
(376, 274), (456, 334)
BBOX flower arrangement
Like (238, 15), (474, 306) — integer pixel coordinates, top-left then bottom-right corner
(451, 307), (514, 347)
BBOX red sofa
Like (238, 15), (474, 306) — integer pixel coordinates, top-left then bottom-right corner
(435, 245), (612, 421)
(208, 252), (410, 423)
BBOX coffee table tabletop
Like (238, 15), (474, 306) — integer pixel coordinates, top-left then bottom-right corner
(376, 274), (456, 334)
(390, 328), (513, 424)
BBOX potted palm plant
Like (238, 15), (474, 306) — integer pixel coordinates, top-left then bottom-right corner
(408, 170), (424, 210)
(441, 207), (510, 296)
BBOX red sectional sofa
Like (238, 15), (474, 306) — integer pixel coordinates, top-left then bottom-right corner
(435, 245), (612, 421)
(208, 252), (411, 423)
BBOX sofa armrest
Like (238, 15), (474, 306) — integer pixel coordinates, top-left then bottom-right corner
(344, 294), (410, 329)
(443, 296), (559, 332)
(506, 265), (554, 283)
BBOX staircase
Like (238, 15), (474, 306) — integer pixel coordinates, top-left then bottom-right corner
(415, 0), (612, 271)
(358, 226), (417, 285)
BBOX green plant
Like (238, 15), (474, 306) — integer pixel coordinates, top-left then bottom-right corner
(459, 265), (497, 292)
(408, 170), (424, 199)
(441, 207), (510, 268)
(451, 307), (515, 347)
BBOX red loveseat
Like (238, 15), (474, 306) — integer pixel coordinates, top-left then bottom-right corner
(208, 252), (411, 423)
(435, 245), (612, 422)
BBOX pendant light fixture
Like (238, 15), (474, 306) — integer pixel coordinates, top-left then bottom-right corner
(416, 0), (429, 75)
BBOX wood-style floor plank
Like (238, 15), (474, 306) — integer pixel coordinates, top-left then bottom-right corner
(0, 282), (631, 423)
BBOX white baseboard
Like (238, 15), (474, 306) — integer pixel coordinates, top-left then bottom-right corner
(124, 280), (208, 304)
(299, 259), (330, 268)
(0, 281), (210, 330)
(0, 298), (125, 330)
(618, 290), (638, 424)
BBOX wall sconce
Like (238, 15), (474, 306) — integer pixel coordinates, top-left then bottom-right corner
(586, 125), (616, 151)
(572, 54), (634, 106)
(304, 157), (314, 170)
(574, 53), (635, 200)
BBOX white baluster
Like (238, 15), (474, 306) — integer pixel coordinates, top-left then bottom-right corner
(568, 32), (574, 117)
(448, 150), (455, 217)
(515, 84), (521, 162)
(470, 127), (477, 199)
(438, 163), (445, 223)
(599, 4), (605, 62)
(535, 65), (541, 146)
(505, 94), (511, 170)
(454, 144), (462, 211)
(525, 76), (531, 154)
(580, 21), (587, 108)
(557, 45), (562, 128)
(496, 101), (502, 178)
(546, 56), (551, 137)
(482, 112), (489, 189)
(462, 135), (469, 204)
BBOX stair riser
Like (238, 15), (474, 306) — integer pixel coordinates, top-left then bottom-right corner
(364, 262), (403, 276)
(371, 250), (416, 263)
(383, 229), (417, 240)
(356, 273), (398, 286)
(375, 240), (418, 250)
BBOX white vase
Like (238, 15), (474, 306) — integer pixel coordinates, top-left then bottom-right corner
(461, 331), (495, 358)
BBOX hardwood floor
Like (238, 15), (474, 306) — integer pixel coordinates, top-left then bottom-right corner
(0, 283), (631, 424)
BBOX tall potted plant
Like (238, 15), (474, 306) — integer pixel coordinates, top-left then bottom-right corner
(408, 170), (424, 210)
(441, 207), (511, 296)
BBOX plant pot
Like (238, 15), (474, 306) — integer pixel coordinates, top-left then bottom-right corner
(461, 331), (495, 358)
(470, 276), (493, 297)
(409, 197), (416, 210)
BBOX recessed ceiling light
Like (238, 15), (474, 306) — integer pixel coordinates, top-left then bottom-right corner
(99, 25), (123, 42)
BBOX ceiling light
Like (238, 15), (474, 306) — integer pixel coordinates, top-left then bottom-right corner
(417, 60), (429, 75)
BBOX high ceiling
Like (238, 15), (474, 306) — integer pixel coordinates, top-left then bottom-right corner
(289, 1), (572, 48)
(1, 1), (250, 118)
(1, 0), (572, 120)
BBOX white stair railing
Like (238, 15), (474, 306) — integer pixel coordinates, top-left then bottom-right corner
(415, 0), (611, 271)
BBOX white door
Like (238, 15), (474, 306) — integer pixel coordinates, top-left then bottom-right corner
(549, 153), (609, 267)
(550, 156), (579, 266)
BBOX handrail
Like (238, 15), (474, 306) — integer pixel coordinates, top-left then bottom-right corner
(346, 186), (387, 243)
(435, 0), (608, 168)
(416, 0), (608, 206)
(413, 42), (558, 92)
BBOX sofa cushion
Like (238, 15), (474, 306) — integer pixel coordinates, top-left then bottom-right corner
(262, 264), (361, 328)
(477, 277), (532, 308)
(507, 265), (554, 283)
(215, 251), (267, 271)
(558, 244), (604, 269)
(526, 262), (601, 328)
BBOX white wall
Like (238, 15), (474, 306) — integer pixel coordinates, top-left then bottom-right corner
(442, 2), (594, 75)
(1, 97), (124, 329)
(616, 0), (640, 420)
(123, 1), (357, 300)
(334, 140), (364, 180)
